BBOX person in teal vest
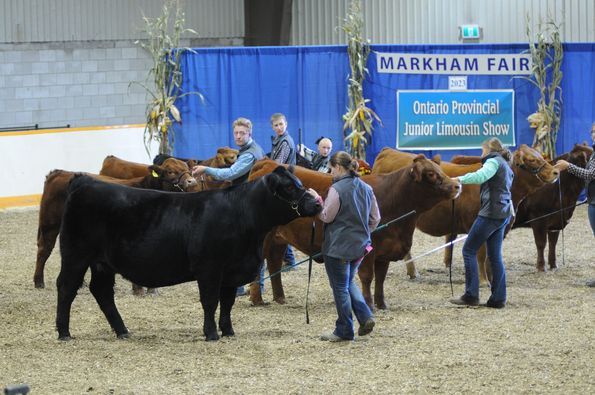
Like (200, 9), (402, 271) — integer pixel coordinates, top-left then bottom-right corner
(192, 117), (265, 297)
(449, 137), (514, 309)
(307, 151), (380, 342)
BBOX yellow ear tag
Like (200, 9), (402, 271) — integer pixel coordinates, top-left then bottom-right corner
(151, 170), (159, 178)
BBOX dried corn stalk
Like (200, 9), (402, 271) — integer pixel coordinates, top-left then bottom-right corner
(134, 0), (201, 156)
(523, 14), (563, 160)
(340, 0), (382, 160)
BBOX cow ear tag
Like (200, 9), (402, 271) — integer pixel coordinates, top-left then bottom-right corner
(152, 170), (159, 178)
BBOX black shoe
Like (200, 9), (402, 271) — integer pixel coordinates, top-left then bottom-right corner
(485, 299), (506, 309)
(449, 295), (479, 306)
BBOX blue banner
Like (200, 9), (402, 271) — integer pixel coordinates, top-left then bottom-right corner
(397, 90), (515, 150)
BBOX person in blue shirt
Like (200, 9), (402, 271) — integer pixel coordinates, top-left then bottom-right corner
(449, 137), (514, 309)
(192, 117), (266, 296)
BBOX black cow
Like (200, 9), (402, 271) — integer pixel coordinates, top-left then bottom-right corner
(56, 166), (321, 341)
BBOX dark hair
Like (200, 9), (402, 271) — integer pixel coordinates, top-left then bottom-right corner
(329, 151), (359, 177)
(483, 137), (512, 162)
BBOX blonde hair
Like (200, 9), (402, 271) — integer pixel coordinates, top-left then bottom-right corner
(482, 137), (512, 162)
(270, 113), (286, 123)
(329, 151), (360, 177)
(232, 117), (252, 132)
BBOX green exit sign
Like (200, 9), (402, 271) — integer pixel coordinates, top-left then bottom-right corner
(461, 24), (480, 39)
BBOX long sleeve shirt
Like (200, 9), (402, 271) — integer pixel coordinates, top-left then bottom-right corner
(458, 158), (499, 184)
(567, 156), (595, 181)
(318, 186), (381, 231)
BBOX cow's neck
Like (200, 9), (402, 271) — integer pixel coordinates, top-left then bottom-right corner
(511, 166), (544, 207)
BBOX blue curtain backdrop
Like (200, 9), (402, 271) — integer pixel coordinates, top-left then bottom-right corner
(174, 43), (595, 163)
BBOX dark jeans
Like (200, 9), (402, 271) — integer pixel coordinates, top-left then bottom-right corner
(323, 255), (374, 340)
(462, 215), (510, 303)
(284, 246), (296, 266)
(589, 204), (595, 236)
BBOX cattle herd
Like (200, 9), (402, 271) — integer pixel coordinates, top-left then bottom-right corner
(34, 143), (592, 341)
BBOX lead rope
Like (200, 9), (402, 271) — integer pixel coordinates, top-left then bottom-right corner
(558, 178), (566, 266)
(448, 199), (456, 296)
(305, 221), (315, 324)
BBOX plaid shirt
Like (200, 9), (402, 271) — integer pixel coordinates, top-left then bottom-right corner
(568, 150), (595, 182)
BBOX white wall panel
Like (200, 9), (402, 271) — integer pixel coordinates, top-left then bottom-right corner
(0, 0), (244, 43)
(290, 0), (595, 45)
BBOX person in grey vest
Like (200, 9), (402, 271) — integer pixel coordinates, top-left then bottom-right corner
(269, 113), (298, 270)
(555, 123), (595, 288)
(307, 151), (380, 342)
(450, 137), (514, 308)
(192, 117), (266, 296)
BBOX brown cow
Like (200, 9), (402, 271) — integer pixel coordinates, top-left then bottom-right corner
(372, 144), (560, 286)
(33, 159), (197, 290)
(513, 144), (591, 271)
(247, 156), (462, 308)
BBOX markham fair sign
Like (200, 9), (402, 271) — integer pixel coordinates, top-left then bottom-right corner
(376, 52), (531, 150)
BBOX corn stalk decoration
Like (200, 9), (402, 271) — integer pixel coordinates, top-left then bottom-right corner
(340, 0), (382, 160)
(134, 0), (201, 156)
(523, 14), (563, 160)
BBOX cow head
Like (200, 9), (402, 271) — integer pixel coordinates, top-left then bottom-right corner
(148, 158), (197, 191)
(410, 154), (461, 199)
(215, 147), (240, 167)
(513, 144), (559, 184)
(266, 166), (322, 219)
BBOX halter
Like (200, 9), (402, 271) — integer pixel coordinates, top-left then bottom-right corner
(161, 171), (192, 192)
(517, 160), (547, 181)
(273, 189), (309, 216)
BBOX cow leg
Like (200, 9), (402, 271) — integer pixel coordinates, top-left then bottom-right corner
(55, 261), (88, 340)
(532, 225), (547, 271)
(197, 280), (220, 341)
(89, 265), (128, 338)
(403, 251), (418, 279)
(131, 283), (145, 296)
(478, 244), (491, 287)
(267, 240), (288, 304)
(218, 285), (237, 337)
(358, 254), (375, 309)
(34, 225), (60, 288)
(373, 260), (390, 310)
(547, 230), (560, 270)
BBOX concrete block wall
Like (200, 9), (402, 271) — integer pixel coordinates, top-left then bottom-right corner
(0, 40), (151, 130)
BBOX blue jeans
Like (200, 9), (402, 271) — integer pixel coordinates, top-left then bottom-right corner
(284, 246), (296, 266)
(324, 255), (374, 340)
(462, 215), (510, 303)
(588, 204), (595, 236)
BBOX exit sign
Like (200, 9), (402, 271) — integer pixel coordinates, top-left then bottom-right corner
(460, 24), (480, 39)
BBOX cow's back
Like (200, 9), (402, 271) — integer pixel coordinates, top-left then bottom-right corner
(100, 155), (149, 179)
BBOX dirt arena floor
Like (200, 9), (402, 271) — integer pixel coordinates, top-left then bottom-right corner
(1, 205), (593, 394)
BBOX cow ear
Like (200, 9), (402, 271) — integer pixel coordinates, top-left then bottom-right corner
(266, 169), (282, 191)
(410, 155), (426, 182)
(186, 159), (198, 168)
(148, 165), (163, 178)
(432, 154), (441, 164)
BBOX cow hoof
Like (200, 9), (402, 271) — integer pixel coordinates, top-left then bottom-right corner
(147, 288), (160, 296)
(221, 330), (235, 337)
(273, 297), (286, 305)
(537, 266), (546, 272)
(58, 335), (73, 341)
(375, 302), (388, 310)
(205, 333), (220, 341)
(117, 332), (130, 339)
(34, 277), (45, 289)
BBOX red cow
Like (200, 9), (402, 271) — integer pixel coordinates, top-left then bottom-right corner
(372, 145), (560, 286)
(247, 156), (462, 309)
(513, 144), (591, 270)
